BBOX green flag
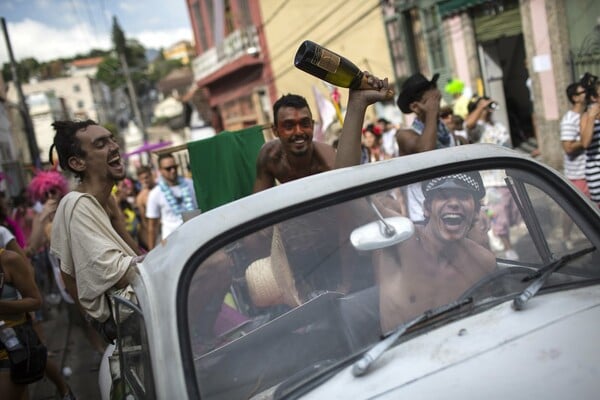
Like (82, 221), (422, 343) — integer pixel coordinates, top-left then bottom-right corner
(187, 125), (266, 212)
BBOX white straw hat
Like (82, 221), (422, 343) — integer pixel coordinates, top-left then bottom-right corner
(245, 226), (302, 308)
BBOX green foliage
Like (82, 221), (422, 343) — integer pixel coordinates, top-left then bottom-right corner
(112, 16), (127, 56)
(96, 56), (124, 90)
(2, 57), (40, 83)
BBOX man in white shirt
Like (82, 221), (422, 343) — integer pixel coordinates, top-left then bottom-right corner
(377, 118), (399, 159)
(146, 153), (198, 249)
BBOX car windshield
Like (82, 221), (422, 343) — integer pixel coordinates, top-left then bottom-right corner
(185, 167), (600, 399)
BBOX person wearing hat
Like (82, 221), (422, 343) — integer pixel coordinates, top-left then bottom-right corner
(395, 73), (460, 222)
(375, 172), (496, 333)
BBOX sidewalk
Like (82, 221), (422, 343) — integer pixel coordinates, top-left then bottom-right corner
(28, 301), (103, 400)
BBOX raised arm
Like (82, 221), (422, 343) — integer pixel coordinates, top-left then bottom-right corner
(396, 90), (441, 155)
(581, 103), (600, 148)
(335, 73), (391, 169)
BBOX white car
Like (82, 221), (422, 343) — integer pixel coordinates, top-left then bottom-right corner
(103, 144), (600, 399)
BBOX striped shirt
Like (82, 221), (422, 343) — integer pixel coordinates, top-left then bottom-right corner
(560, 110), (585, 180)
(585, 119), (600, 202)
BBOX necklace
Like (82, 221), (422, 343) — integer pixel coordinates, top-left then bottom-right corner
(158, 177), (195, 215)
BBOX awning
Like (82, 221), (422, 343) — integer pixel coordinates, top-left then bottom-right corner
(438, 0), (488, 17)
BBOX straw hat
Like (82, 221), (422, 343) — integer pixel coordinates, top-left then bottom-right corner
(245, 226), (302, 308)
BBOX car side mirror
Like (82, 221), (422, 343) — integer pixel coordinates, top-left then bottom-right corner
(350, 196), (415, 251)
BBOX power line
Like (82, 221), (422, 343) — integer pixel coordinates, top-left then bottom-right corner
(82, 0), (101, 41)
(267, 0), (349, 63)
(262, 0), (292, 27)
(270, 1), (382, 83)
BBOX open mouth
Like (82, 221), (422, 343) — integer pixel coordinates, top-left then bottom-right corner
(291, 135), (308, 144)
(108, 153), (122, 168)
(441, 213), (464, 226)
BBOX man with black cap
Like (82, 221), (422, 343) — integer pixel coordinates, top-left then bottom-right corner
(336, 73), (455, 221)
(396, 73), (462, 221)
(376, 172), (496, 332)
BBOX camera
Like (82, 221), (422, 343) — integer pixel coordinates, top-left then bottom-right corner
(579, 72), (598, 105)
(488, 101), (498, 110)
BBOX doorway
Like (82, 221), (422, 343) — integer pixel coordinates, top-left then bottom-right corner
(479, 34), (534, 148)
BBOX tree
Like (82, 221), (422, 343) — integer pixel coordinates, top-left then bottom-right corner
(2, 57), (41, 83)
(96, 56), (125, 90)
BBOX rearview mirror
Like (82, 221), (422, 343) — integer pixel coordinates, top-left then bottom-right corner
(351, 217), (415, 251)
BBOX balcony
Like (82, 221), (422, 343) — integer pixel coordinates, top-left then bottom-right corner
(192, 26), (261, 83)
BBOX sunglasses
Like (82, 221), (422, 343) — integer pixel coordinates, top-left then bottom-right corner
(162, 165), (178, 172)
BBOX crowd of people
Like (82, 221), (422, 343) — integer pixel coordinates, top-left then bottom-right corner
(1, 67), (599, 398)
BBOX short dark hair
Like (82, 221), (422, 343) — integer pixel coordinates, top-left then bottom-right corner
(136, 165), (153, 176)
(566, 83), (581, 105)
(273, 94), (310, 127)
(157, 153), (175, 167)
(51, 119), (98, 179)
(439, 105), (453, 119)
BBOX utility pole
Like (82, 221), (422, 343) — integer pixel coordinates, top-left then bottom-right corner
(112, 16), (147, 145)
(118, 51), (147, 143)
(1, 17), (41, 168)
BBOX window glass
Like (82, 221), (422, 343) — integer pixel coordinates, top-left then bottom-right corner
(114, 295), (155, 399)
(186, 168), (598, 398)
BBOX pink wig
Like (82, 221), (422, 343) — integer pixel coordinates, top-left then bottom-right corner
(28, 170), (69, 202)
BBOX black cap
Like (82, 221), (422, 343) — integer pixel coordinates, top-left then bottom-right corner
(422, 172), (486, 200)
(397, 73), (440, 114)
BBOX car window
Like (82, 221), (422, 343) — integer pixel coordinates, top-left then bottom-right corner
(113, 295), (156, 400)
(184, 167), (599, 399)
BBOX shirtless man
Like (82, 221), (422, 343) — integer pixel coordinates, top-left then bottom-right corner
(253, 94), (336, 192)
(376, 173), (496, 332)
(134, 165), (155, 250)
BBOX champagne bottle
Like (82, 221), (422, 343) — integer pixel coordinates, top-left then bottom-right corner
(294, 40), (393, 98)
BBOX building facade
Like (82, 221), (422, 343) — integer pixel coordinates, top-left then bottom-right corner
(163, 40), (196, 65)
(6, 75), (113, 164)
(384, 0), (600, 168)
(187, 0), (274, 131)
(186, 0), (396, 131)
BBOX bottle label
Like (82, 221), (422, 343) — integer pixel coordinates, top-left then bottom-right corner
(313, 48), (340, 74)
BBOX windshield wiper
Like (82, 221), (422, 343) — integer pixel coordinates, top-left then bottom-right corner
(513, 246), (596, 311)
(352, 297), (473, 377)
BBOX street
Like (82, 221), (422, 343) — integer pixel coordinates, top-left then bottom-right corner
(29, 302), (102, 400)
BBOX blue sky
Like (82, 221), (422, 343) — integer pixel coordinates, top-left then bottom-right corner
(0, 0), (194, 62)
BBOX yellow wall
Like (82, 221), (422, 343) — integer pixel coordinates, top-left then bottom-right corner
(259, 0), (394, 124)
(163, 42), (195, 65)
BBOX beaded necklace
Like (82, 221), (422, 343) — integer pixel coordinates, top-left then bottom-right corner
(158, 177), (195, 215)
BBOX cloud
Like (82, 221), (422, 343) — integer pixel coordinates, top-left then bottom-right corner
(0, 19), (193, 63)
(0, 19), (111, 62)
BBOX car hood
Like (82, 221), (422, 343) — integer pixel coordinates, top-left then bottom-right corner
(300, 285), (600, 400)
